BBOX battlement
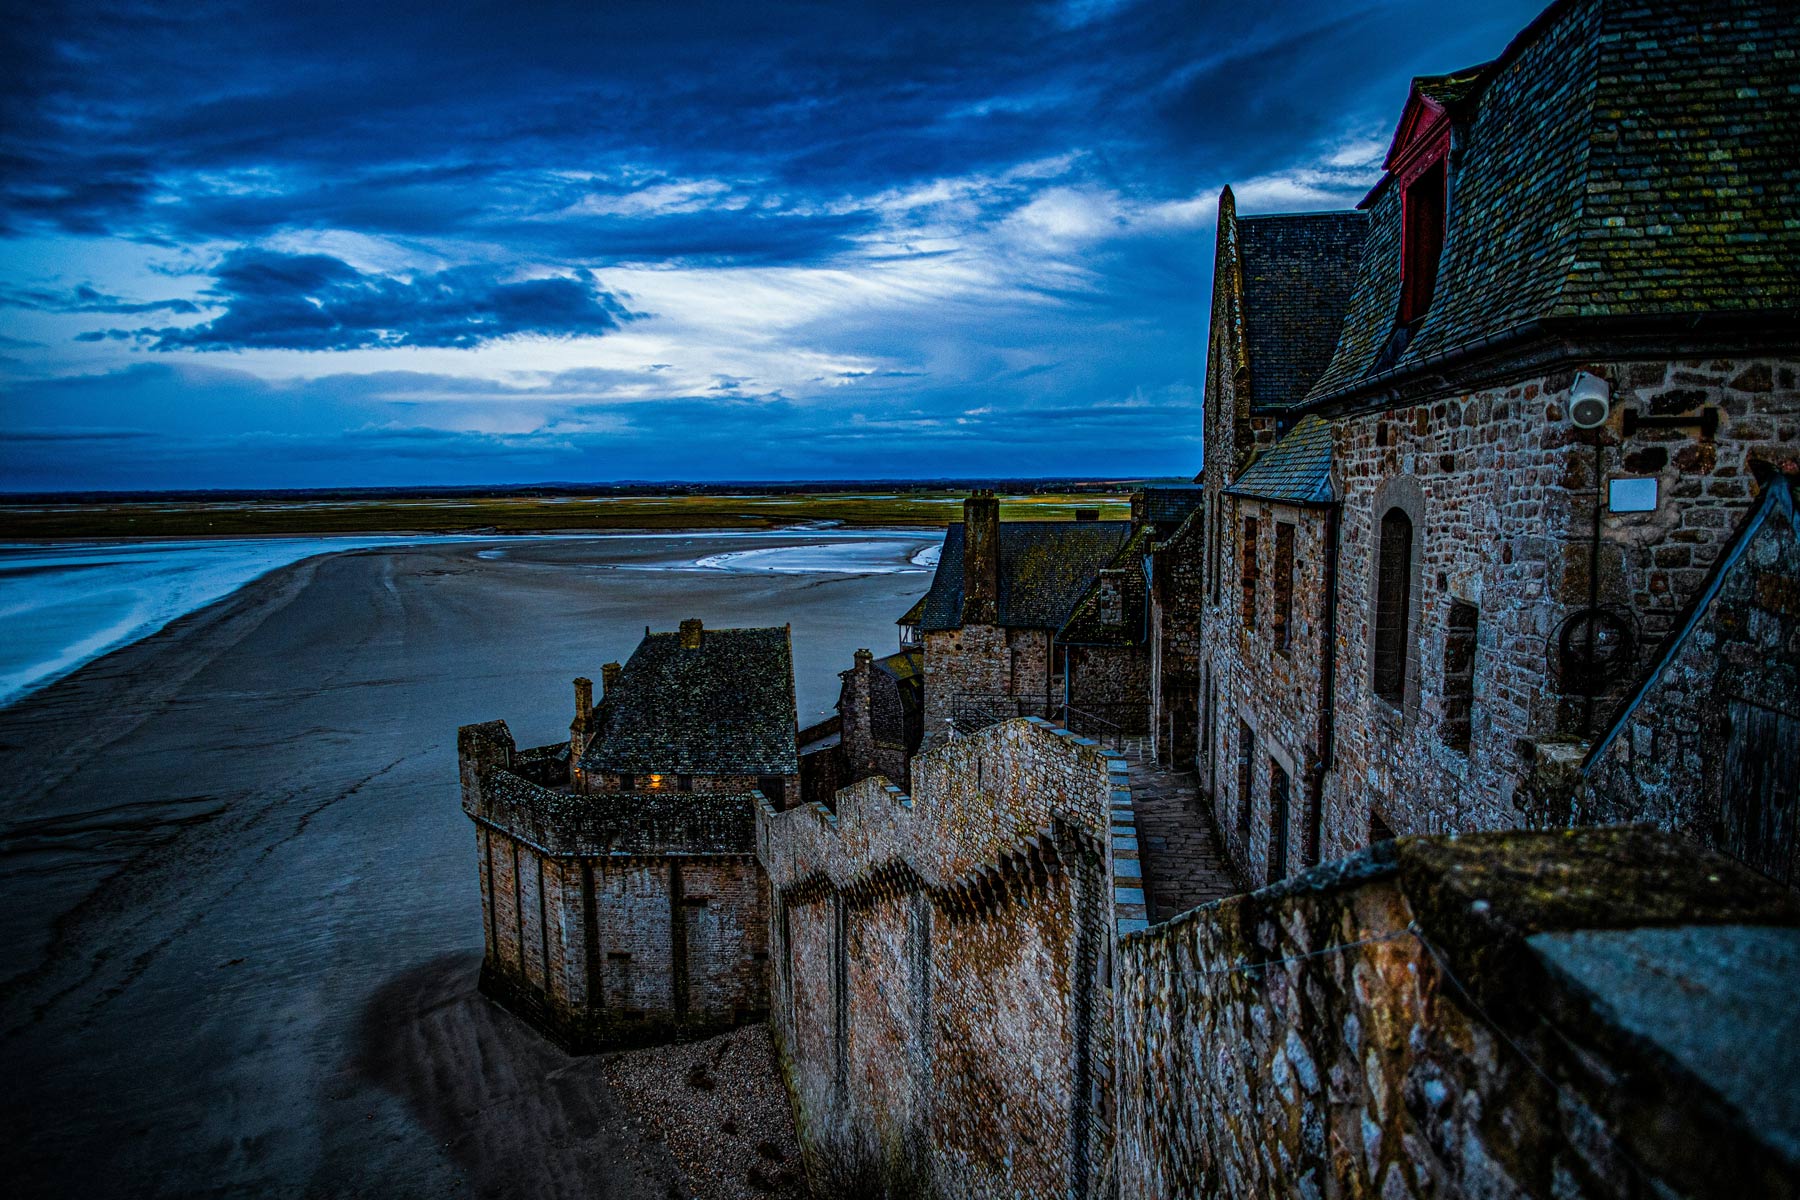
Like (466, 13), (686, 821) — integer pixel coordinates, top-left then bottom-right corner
(758, 715), (1116, 896)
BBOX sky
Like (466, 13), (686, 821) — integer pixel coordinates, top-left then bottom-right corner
(0, 0), (1548, 491)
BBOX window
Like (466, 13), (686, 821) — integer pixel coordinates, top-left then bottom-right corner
(1235, 719), (1254, 845)
(618, 772), (636, 790)
(677, 773), (694, 792)
(1442, 601), (1478, 751)
(1210, 505), (1223, 604)
(1373, 508), (1413, 704)
(1240, 516), (1259, 630)
(1399, 158), (1446, 324)
(1268, 759), (1291, 883)
(1273, 522), (1295, 652)
(758, 775), (787, 807)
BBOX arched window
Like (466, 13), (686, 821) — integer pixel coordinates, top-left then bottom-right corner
(1373, 507), (1413, 703)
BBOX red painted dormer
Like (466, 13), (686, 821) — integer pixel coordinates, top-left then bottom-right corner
(1382, 75), (1468, 325)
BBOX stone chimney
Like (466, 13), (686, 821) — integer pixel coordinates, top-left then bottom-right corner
(679, 618), (704, 650)
(960, 491), (1000, 626)
(601, 661), (622, 695)
(570, 676), (594, 760)
(1130, 490), (1147, 524)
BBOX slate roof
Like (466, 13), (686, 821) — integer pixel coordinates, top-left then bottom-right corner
(896, 594), (927, 627)
(1058, 524), (1151, 646)
(915, 521), (1133, 632)
(581, 624), (798, 775)
(1224, 415), (1336, 507)
(1307, 0), (1800, 405)
(1136, 485), (1206, 528)
(1237, 212), (1369, 411)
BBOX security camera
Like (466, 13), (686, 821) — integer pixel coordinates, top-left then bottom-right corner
(1569, 371), (1611, 429)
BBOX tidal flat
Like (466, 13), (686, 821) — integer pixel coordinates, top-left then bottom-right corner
(0, 532), (934, 1198)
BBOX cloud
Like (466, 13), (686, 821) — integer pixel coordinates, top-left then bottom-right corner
(123, 249), (641, 351)
(0, 283), (200, 314)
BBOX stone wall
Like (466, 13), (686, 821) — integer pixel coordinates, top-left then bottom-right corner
(1148, 515), (1206, 766)
(760, 718), (1124, 1198)
(1063, 642), (1151, 736)
(1203, 497), (1334, 886)
(1322, 357), (1798, 864)
(1581, 476), (1800, 885)
(459, 720), (770, 1050)
(1114, 827), (1800, 1199)
(922, 625), (1054, 736)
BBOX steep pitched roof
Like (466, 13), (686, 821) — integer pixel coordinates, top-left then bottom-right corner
(1224, 415), (1335, 507)
(1237, 212), (1369, 411)
(915, 521), (1133, 632)
(581, 624), (798, 775)
(1307, 0), (1800, 405)
(1058, 523), (1151, 646)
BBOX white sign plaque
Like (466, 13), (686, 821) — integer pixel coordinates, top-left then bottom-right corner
(1608, 477), (1658, 513)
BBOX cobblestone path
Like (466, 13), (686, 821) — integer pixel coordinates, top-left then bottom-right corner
(1114, 740), (1243, 924)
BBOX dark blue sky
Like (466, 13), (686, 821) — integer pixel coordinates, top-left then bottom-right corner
(1, 0), (1546, 490)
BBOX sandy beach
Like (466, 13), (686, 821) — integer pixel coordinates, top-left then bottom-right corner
(0, 533), (934, 1198)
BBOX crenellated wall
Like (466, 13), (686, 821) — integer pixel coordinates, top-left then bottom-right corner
(759, 717), (1136, 1199)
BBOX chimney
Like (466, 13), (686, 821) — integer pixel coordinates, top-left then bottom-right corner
(570, 676), (594, 760)
(960, 491), (1000, 626)
(1129, 490), (1147, 524)
(679, 618), (704, 650)
(601, 661), (622, 694)
(854, 647), (874, 668)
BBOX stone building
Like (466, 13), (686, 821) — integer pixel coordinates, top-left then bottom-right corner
(458, 618), (797, 1049)
(903, 491), (1138, 741)
(1198, 0), (1800, 886)
(796, 646), (924, 807)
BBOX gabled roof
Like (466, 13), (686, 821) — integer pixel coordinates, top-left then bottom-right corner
(1058, 524), (1151, 647)
(1307, 0), (1800, 407)
(581, 624), (798, 775)
(915, 521), (1133, 632)
(1584, 476), (1799, 773)
(1237, 212), (1369, 411)
(1224, 415), (1335, 507)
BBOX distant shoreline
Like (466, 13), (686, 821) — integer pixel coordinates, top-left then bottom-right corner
(0, 489), (1133, 541)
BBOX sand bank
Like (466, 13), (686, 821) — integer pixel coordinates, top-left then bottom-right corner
(0, 534), (932, 1197)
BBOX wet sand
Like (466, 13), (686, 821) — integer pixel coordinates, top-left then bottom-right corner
(0, 534), (932, 1198)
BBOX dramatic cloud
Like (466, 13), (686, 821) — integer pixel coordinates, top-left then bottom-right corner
(115, 250), (640, 351)
(0, 0), (1550, 488)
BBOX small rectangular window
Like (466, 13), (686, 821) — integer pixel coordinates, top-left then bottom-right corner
(677, 773), (694, 791)
(1235, 719), (1254, 844)
(757, 775), (787, 808)
(618, 772), (636, 790)
(1240, 516), (1260, 630)
(1273, 522), (1295, 652)
(1268, 759), (1291, 883)
(1442, 601), (1478, 752)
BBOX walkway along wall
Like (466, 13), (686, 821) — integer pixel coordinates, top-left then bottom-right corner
(1113, 827), (1800, 1199)
(758, 717), (1144, 1198)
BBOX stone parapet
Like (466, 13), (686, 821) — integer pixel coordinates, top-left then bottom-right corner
(1114, 826), (1800, 1199)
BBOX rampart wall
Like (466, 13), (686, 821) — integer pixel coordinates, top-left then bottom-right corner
(759, 717), (1135, 1198)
